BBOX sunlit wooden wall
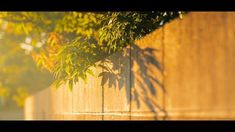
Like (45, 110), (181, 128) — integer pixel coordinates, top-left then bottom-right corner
(24, 12), (235, 120)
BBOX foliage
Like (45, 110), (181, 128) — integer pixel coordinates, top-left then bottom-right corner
(0, 12), (184, 90)
(12, 88), (29, 107)
(0, 84), (10, 102)
(0, 30), (54, 107)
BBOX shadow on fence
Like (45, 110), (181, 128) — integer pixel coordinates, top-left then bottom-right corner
(98, 44), (167, 119)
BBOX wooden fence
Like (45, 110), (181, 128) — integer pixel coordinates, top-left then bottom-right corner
(24, 12), (235, 120)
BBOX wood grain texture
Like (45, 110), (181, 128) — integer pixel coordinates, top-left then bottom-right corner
(101, 47), (130, 120)
(62, 83), (73, 120)
(103, 47), (131, 120)
(163, 13), (199, 115)
(225, 12), (235, 116)
(164, 12), (235, 119)
(130, 28), (165, 120)
(72, 62), (103, 120)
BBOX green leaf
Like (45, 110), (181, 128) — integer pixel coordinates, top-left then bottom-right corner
(68, 79), (73, 91)
(87, 69), (94, 76)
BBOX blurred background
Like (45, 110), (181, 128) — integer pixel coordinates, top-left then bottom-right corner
(0, 13), (56, 119)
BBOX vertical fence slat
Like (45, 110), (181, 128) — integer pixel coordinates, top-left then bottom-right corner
(103, 47), (131, 120)
(164, 13), (198, 119)
(24, 96), (35, 120)
(130, 28), (164, 120)
(62, 84), (73, 120)
(72, 62), (103, 120)
(225, 12), (235, 116)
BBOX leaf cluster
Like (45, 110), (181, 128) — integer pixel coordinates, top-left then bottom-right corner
(0, 11), (184, 90)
